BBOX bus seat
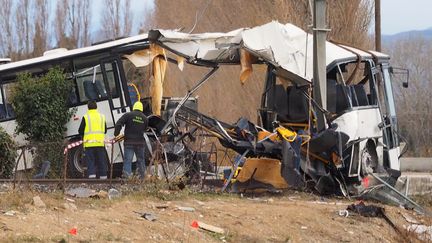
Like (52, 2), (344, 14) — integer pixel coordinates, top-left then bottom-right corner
(335, 84), (351, 113)
(354, 85), (369, 106)
(286, 86), (309, 123)
(5, 104), (14, 118)
(94, 80), (108, 98)
(83, 80), (99, 100)
(0, 104), (5, 119)
(327, 79), (337, 113)
(269, 84), (289, 121)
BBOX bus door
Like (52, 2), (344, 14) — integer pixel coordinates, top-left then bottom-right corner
(100, 58), (131, 162)
(100, 58), (131, 125)
(381, 63), (400, 170)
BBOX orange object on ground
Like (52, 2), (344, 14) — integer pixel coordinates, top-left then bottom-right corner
(191, 220), (199, 229)
(236, 158), (288, 189)
(68, 227), (77, 235)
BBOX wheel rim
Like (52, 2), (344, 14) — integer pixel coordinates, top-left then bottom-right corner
(73, 147), (86, 174)
(361, 147), (377, 175)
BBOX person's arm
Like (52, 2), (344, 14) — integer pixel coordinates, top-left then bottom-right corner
(78, 118), (86, 138)
(114, 113), (127, 136)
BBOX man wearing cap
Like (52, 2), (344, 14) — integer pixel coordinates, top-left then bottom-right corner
(114, 101), (148, 179)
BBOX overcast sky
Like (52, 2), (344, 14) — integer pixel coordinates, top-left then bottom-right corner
(381, 0), (432, 34)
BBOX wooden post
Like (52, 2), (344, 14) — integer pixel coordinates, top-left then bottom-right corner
(63, 149), (68, 193)
(13, 148), (24, 190)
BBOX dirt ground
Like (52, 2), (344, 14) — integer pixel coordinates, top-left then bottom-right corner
(0, 184), (427, 242)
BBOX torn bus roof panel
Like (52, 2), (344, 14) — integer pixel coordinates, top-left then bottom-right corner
(149, 28), (244, 61)
(148, 21), (373, 84)
(241, 21), (355, 83)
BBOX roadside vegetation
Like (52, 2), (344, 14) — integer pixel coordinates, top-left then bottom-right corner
(0, 127), (17, 178)
(11, 67), (74, 177)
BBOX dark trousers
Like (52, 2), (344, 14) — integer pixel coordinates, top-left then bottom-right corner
(84, 146), (108, 178)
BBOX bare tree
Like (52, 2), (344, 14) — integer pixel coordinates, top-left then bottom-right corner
(0, 0), (14, 57)
(33, 0), (50, 56)
(15, 0), (34, 59)
(54, 0), (92, 49)
(101, 0), (133, 40)
(55, 0), (69, 48)
(385, 36), (432, 156)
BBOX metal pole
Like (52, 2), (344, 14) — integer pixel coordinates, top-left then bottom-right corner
(375, 0), (382, 52)
(313, 0), (328, 131)
(371, 173), (427, 215)
(110, 143), (114, 187)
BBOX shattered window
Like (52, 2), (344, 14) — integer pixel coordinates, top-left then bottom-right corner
(122, 57), (152, 98)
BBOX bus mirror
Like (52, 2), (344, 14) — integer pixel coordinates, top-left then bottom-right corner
(390, 66), (409, 88)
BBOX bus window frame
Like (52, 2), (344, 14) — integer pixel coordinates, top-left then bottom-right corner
(72, 54), (122, 106)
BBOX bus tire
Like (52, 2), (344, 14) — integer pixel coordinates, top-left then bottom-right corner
(67, 145), (86, 178)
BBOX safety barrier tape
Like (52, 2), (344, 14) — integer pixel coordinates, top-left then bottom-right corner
(63, 139), (115, 154)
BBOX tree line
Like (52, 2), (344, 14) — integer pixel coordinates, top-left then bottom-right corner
(0, 0), (138, 60)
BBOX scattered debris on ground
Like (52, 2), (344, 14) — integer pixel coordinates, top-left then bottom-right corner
(0, 186), (429, 242)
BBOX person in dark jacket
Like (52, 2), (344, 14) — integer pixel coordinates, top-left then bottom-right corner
(114, 101), (148, 179)
(78, 100), (108, 179)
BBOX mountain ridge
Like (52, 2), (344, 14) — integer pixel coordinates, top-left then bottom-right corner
(383, 27), (432, 42)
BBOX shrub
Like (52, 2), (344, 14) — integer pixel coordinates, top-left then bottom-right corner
(11, 67), (75, 176)
(0, 127), (17, 178)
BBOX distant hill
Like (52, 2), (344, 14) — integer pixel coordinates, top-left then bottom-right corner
(383, 27), (432, 43)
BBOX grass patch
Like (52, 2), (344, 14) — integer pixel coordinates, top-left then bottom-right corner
(0, 190), (34, 210)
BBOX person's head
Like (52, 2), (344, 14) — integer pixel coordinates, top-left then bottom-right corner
(133, 101), (143, 112)
(88, 100), (97, 110)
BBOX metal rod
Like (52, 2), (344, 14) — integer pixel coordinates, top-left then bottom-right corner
(221, 149), (249, 192)
(110, 143), (114, 187)
(161, 66), (219, 134)
(371, 173), (426, 214)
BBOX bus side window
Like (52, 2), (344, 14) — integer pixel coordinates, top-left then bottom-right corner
(74, 63), (117, 103)
(0, 82), (16, 120)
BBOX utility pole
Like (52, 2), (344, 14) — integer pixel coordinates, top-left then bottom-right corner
(313, 0), (328, 131)
(375, 0), (381, 52)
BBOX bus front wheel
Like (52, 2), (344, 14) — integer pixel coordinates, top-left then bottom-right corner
(67, 145), (86, 178)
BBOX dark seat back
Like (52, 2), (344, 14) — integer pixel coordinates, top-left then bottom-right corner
(335, 84), (351, 113)
(354, 85), (369, 106)
(269, 84), (289, 121)
(0, 104), (5, 119)
(286, 86), (309, 123)
(327, 79), (337, 113)
(83, 80), (99, 100)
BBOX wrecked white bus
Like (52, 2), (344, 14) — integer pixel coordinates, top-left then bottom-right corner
(146, 21), (408, 196)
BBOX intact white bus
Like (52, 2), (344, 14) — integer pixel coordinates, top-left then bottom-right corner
(0, 35), (151, 177)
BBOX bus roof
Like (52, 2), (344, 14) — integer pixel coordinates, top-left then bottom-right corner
(149, 21), (390, 83)
(0, 34), (149, 73)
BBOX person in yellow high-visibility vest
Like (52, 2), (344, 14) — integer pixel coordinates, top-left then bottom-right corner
(78, 101), (108, 179)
